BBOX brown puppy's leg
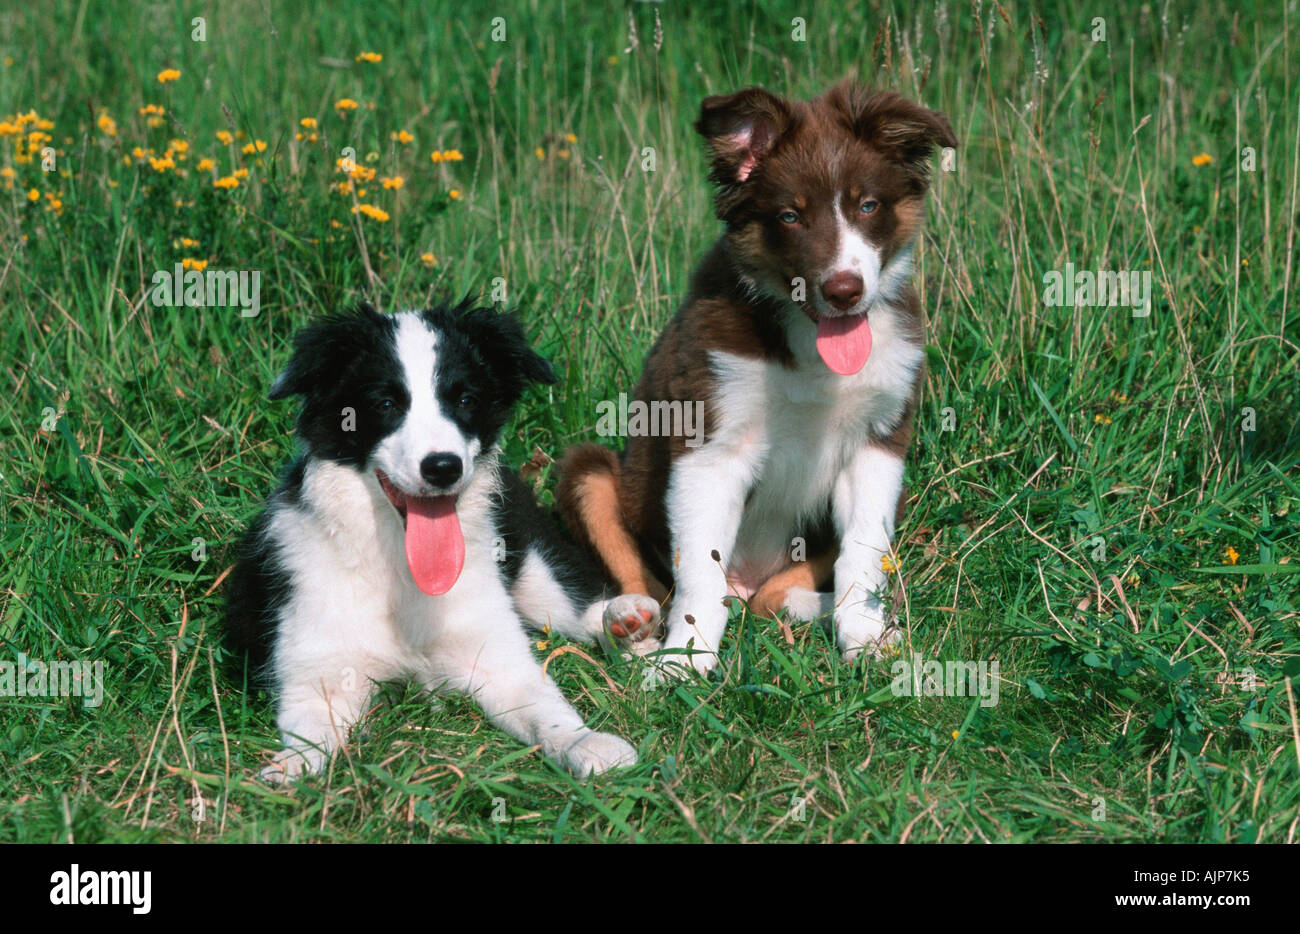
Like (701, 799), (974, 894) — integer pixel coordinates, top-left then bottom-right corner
(555, 444), (666, 642)
(748, 547), (838, 619)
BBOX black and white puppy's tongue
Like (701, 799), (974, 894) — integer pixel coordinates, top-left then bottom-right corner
(815, 313), (873, 375)
(378, 472), (465, 595)
(403, 494), (464, 595)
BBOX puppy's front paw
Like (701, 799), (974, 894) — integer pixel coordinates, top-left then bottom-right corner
(602, 593), (663, 655)
(836, 603), (901, 663)
(258, 746), (326, 785)
(561, 730), (638, 777)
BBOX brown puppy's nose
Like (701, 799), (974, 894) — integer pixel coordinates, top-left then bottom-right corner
(821, 271), (864, 311)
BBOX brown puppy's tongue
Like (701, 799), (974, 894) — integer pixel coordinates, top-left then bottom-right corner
(403, 495), (464, 595)
(815, 313), (872, 375)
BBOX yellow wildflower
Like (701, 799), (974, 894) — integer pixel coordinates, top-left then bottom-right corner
(148, 155), (176, 171)
(180, 257), (208, 271)
(1224, 546), (1239, 565)
(156, 68), (181, 83)
(447, 189), (461, 200)
(564, 132), (577, 144)
(26, 188), (39, 202)
(380, 175), (404, 190)
(352, 203), (390, 222)
(335, 98), (359, 113)
(97, 112), (117, 136)
(420, 252), (437, 266)
(1094, 413), (1112, 425)
(139, 104), (165, 117)
(391, 129), (414, 145)
(1192, 152), (1213, 167)
(178, 237), (200, 248)
(233, 167), (249, 180)
(300, 117), (318, 130)
(355, 52), (382, 63)
(881, 554), (898, 574)
(195, 157), (215, 172)
(216, 130), (233, 146)
(213, 175), (239, 189)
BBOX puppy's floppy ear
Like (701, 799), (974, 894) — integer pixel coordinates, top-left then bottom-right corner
(459, 305), (557, 392)
(829, 82), (957, 182)
(695, 86), (794, 187)
(267, 304), (384, 400)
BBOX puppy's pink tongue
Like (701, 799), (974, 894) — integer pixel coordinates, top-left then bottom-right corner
(816, 313), (872, 375)
(403, 495), (464, 595)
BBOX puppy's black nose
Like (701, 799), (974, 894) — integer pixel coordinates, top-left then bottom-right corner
(420, 453), (463, 488)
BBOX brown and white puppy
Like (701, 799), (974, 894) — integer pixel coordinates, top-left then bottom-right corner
(557, 81), (956, 676)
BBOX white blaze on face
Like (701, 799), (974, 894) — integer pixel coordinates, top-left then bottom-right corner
(822, 198), (882, 314)
(372, 314), (478, 496)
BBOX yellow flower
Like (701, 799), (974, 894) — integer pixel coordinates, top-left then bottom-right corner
(0, 167), (13, 179)
(241, 139), (267, 154)
(1192, 152), (1213, 167)
(300, 117), (318, 130)
(156, 68), (181, 83)
(330, 219), (343, 229)
(213, 175), (239, 189)
(233, 167), (249, 180)
(45, 196), (62, 213)
(430, 149), (464, 163)
(380, 175), (404, 190)
(148, 155), (176, 171)
(1094, 413), (1112, 425)
(355, 51), (383, 63)
(335, 98), (359, 113)
(333, 179), (354, 195)
(951, 730), (960, 740)
(97, 112), (117, 136)
(180, 257), (208, 271)
(557, 148), (571, 160)
(564, 132), (577, 144)
(26, 188), (39, 202)
(535, 147), (545, 160)
(169, 139), (189, 154)
(139, 104), (165, 117)
(447, 189), (461, 200)
(391, 129), (414, 144)
(352, 203), (390, 222)
(216, 130), (233, 145)
(420, 252), (437, 266)
(0, 121), (18, 136)
(1224, 546), (1239, 565)
(195, 157), (215, 172)
(881, 554), (898, 574)
(179, 237), (200, 248)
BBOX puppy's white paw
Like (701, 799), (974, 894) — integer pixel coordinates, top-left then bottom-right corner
(258, 746), (326, 785)
(561, 730), (638, 777)
(602, 593), (663, 655)
(837, 603), (901, 663)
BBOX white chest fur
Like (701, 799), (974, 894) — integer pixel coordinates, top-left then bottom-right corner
(704, 304), (924, 586)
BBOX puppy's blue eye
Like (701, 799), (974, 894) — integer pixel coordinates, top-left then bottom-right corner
(458, 394), (477, 411)
(860, 200), (878, 215)
(779, 210), (799, 225)
(380, 398), (395, 410)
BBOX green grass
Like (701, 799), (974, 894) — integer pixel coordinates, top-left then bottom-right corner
(1, 0), (1298, 843)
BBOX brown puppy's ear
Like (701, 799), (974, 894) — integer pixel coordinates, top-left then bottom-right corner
(828, 82), (957, 182)
(695, 87), (794, 186)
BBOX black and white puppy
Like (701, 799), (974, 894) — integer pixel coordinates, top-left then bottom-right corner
(225, 302), (661, 782)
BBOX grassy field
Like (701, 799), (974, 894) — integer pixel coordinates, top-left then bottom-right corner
(1, 0), (1298, 843)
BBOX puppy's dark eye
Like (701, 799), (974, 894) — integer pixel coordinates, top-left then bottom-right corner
(457, 393), (477, 412)
(860, 200), (879, 215)
(379, 398), (396, 410)
(778, 210), (799, 225)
